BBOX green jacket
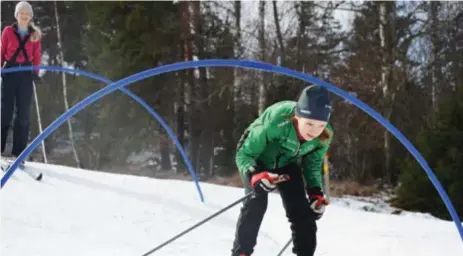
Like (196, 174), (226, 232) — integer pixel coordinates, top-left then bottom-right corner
(236, 101), (333, 189)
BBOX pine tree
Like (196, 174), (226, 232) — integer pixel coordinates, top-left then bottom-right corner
(392, 88), (463, 220)
(82, 1), (181, 170)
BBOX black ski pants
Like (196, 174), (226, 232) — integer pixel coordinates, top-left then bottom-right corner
(1, 70), (34, 157)
(231, 163), (318, 256)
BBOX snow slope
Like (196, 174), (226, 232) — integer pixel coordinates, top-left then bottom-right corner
(1, 162), (462, 256)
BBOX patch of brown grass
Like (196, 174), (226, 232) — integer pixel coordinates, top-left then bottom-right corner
(152, 171), (195, 181)
(328, 180), (381, 197)
(135, 170), (383, 198)
(207, 176), (382, 197)
(207, 172), (244, 188)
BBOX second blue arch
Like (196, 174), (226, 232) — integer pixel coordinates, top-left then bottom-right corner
(0, 65), (204, 203)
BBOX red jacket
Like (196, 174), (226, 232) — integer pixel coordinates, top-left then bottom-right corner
(1, 24), (41, 74)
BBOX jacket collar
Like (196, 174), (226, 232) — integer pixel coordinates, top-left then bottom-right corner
(12, 22), (35, 34)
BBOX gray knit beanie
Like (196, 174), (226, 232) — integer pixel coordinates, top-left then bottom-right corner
(15, 1), (33, 18)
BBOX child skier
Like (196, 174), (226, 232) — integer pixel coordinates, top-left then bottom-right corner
(231, 85), (334, 256)
(1, 1), (42, 160)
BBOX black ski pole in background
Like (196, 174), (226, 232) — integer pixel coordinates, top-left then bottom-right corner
(140, 192), (255, 256)
(276, 238), (292, 256)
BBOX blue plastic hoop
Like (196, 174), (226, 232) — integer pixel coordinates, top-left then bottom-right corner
(0, 65), (204, 202)
(1, 59), (462, 240)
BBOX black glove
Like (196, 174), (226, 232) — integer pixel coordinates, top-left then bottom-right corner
(307, 187), (329, 220)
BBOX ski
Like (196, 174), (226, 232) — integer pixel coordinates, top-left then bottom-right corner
(1, 159), (43, 181)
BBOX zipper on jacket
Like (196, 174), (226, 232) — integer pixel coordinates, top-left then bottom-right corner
(287, 142), (302, 165)
(294, 142), (301, 157)
(274, 151), (283, 169)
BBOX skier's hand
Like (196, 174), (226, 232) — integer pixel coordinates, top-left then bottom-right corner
(250, 171), (289, 194)
(307, 187), (329, 220)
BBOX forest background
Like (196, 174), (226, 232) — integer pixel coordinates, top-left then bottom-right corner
(1, 1), (462, 221)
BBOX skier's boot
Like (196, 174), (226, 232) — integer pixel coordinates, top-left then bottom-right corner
(231, 252), (248, 256)
(11, 154), (26, 168)
(2, 155), (26, 169)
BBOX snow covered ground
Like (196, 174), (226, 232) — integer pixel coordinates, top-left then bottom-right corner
(1, 162), (462, 256)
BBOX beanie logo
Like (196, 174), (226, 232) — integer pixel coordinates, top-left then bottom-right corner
(299, 109), (311, 114)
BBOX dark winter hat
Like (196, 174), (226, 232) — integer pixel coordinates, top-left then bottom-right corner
(295, 85), (332, 121)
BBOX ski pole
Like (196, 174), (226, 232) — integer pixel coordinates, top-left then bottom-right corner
(276, 238), (292, 256)
(33, 80), (48, 164)
(140, 192), (254, 256)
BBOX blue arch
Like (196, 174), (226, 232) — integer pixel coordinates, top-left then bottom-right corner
(1, 59), (462, 240)
(0, 65), (204, 203)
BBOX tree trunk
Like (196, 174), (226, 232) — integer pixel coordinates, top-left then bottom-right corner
(180, 1), (199, 173)
(273, 1), (286, 64)
(193, 1), (213, 176)
(233, 0), (242, 138)
(159, 133), (172, 171)
(378, 1), (390, 183)
(223, 0), (242, 172)
(54, 1), (81, 168)
(258, 0), (267, 115)
(429, 1), (441, 114)
(296, 1), (307, 71)
(378, 2), (399, 184)
(176, 2), (188, 174)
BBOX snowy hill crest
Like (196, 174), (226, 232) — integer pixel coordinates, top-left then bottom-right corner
(1, 162), (462, 256)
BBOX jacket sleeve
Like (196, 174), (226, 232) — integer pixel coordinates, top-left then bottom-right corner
(32, 40), (41, 75)
(1, 27), (9, 66)
(235, 112), (283, 175)
(301, 127), (333, 189)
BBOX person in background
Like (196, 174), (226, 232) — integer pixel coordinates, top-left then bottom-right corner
(1, 1), (42, 161)
(231, 85), (334, 256)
